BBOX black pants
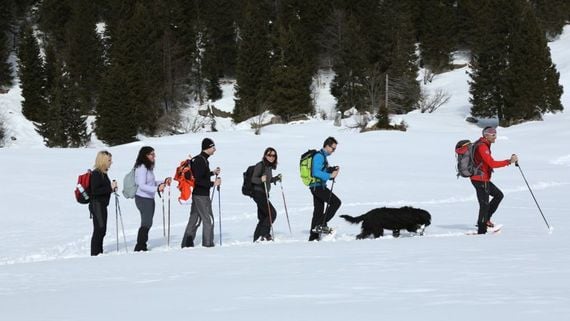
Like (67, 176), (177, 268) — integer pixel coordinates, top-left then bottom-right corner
(89, 201), (108, 256)
(252, 191), (277, 242)
(472, 181), (504, 233)
(309, 186), (341, 241)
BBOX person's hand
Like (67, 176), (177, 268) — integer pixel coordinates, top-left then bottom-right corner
(164, 177), (172, 186)
(331, 169), (339, 179)
(158, 183), (166, 192)
(111, 180), (118, 192)
(275, 173), (282, 182)
(213, 167), (221, 175)
(213, 177), (222, 187)
(261, 175), (267, 182)
(510, 154), (518, 164)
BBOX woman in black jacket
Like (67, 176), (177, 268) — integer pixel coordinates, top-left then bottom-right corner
(251, 147), (282, 242)
(89, 150), (117, 256)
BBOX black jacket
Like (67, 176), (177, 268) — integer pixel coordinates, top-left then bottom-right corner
(191, 152), (214, 196)
(90, 169), (112, 206)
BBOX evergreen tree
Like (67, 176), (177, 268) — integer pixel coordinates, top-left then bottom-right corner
(417, 0), (455, 72)
(0, 0), (14, 89)
(65, 0), (104, 113)
(267, 13), (314, 120)
(469, 0), (563, 126)
(17, 25), (47, 122)
(501, 0), (563, 124)
(529, 0), (569, 38)
(37, 59), (88, 147)
(376, 0), (420, 114)
(233, 0), (272, 123)
(330, 14), (368, 112)
(96, 1), (159, 145)
(38, 0), (72, 49)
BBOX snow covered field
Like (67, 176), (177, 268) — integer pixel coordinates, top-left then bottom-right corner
(1, 27), (569, 321)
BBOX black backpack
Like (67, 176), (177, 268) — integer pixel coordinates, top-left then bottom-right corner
(241, 164), (257, 197)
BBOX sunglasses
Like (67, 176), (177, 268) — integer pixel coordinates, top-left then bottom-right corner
(266, 153), (276, 157)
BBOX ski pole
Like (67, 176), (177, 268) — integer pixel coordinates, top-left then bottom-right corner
(167, 184), (171, 247)
(217, 179), (222, 246)
(321, 179), (336, 227)
(115, 193), (119, 252)
(516, 162), (552, 232)
(211, 174), (218, 202)
(114, 192), (128, 252)
(263, 179), (275, 240)
(279, 181), (292, 234)
(161, 191), (166, 238)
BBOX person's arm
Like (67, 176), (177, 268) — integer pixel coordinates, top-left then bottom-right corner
(478, 144), (511, 169)
(135, 166), (158, 194)
(312, 152), (331, 181)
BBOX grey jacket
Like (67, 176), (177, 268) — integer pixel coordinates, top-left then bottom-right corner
(251, 161), (274, 194)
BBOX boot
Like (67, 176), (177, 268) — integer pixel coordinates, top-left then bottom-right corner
(134, 226), (149, 252)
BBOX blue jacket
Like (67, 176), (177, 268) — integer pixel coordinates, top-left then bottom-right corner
(309, 149), (332, 188)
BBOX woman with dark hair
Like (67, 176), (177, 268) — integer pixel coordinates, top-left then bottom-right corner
(133, 146), (171, 251)
(250, 147), (282, 242)
(89, 150), (117, 256)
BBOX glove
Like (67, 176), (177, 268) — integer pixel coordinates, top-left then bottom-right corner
(272, 174), (283, 184)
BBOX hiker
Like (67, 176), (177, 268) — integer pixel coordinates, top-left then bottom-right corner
(133, 146), (171, 251)
(308, 137), (341, 241)
(250, 147), (282, 242)
(471, 127), (518, 234)
(89, 150), (117, 256)
(181, 138), (221, 248)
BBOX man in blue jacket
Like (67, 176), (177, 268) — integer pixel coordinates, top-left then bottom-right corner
(308, 137), (341, 241)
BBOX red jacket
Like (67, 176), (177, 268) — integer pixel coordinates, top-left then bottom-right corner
(470, 137), (511, 182)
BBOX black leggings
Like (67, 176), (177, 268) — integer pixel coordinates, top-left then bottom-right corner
(89, 201), (108, 256)
(252, 191), (277, 241)
(471, 181), (504, 231)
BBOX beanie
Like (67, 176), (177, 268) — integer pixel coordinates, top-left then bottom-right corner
(202, 138), (215, 150)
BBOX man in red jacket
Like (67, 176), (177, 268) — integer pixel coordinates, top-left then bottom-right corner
(471, 127), (518, 234)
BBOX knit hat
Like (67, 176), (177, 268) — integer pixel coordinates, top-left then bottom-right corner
(202, 138), (215, 150)
(482, 127), (497, 136)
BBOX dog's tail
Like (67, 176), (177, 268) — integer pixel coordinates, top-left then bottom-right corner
(340, 214), (365, 224)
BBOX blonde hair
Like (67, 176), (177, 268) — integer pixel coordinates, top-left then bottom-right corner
(94, 150), (112, 173)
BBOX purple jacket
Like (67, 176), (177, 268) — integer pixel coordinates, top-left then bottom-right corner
(135, 165), (161, 199)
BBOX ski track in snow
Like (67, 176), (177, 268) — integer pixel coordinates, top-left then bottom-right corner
(1, 180), (565, 266)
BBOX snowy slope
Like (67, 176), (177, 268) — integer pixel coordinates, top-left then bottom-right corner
(0, 26), (569, 321)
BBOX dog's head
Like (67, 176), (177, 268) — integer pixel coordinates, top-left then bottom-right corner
(417, 209), (432, 226)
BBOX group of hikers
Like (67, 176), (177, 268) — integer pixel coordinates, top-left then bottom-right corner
(86, 129), (517, 256)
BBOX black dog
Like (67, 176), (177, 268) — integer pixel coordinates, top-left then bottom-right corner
(340, 206), (431, 239)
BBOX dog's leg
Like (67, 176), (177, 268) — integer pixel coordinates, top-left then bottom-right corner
(392, 229), (400, 238)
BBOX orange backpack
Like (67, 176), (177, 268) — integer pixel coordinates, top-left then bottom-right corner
(174, 158), (195, 204)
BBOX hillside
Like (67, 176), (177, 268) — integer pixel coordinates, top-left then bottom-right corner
(0, 26), (569, 321)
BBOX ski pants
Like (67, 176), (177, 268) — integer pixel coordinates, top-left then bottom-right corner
(182, 195), (215, 247)
(252, 190), (277, 242)
(135, 195), (155, 228)
(89, 200), (108, 256)
(309, 186), (341, 241)
(471, 180), (504, 232)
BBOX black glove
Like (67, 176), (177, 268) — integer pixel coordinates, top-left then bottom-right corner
(272, 174), (283, 184)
